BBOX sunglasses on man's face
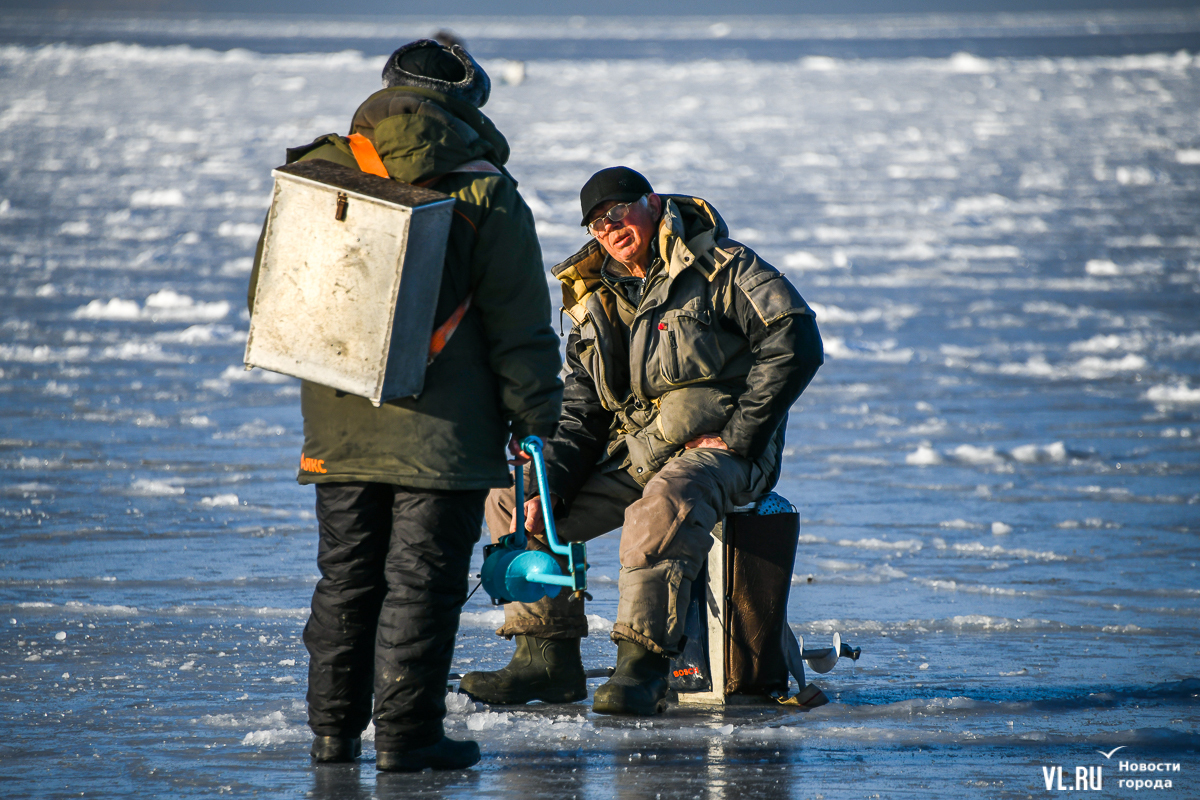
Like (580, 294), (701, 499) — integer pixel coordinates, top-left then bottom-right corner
(586, 196), (646, 235)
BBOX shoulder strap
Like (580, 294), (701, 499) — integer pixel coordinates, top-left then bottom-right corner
(415, 160), (504, 361)
(346, 133), (389, 178)
(426, 294), (472, 365)
(344, 132), (472, 365)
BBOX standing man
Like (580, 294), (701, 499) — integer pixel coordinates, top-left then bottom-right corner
(460, 167), (823, 715)
(248, 41), (562, 770)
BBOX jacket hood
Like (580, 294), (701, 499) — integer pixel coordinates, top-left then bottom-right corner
(381, 40), (491, 109)
(348, 87), (511, 185)
(553, 195), (731, 321)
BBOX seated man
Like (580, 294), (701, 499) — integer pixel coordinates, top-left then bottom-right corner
(460, 167), (823, 715)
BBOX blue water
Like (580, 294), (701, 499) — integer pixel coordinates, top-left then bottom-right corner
(0, 12), (1197, 799)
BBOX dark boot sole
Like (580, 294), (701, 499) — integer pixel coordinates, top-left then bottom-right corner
(591, 698), (667, 716)
(458, 681), (586, 705)
(591, 686), (668, 716)
(310, 736), (362, 763)
(376, 747), (481, 772)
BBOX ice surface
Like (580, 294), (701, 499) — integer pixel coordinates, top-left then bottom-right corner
(1146, 382), (1200, 403)
(1, 13), (1198, 799)
(906, 444), (944, 465)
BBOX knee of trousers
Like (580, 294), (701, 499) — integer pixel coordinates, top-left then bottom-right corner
(495, 579), (588, 640)
(620, 477), (721, 572)
(484, 486), (517, 544)
(612, 560), (693, 656)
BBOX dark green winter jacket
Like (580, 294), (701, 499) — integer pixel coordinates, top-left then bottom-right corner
(248, 87), (563, 490)
(541, 195), (823, 507)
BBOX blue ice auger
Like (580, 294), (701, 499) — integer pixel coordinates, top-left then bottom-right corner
(480, 436), (588, 605)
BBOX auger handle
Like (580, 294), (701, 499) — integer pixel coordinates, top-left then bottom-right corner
(510, 436), (568, 556)
(513, 455), (526, 549)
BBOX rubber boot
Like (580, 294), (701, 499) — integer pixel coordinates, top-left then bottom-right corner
(458, 635), (586, 704)
(376, 737), (480, 772)
(310, 736), (361, 763)
(591, 639), (670, 716)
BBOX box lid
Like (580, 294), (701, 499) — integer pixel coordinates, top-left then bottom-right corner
(272, 159), (452, 209)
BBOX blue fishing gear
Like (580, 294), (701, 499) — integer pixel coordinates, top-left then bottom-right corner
(480, 436), (588, 605)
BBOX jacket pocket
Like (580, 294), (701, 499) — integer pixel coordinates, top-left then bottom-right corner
(625, 429), (681, 486)
(623, 385), (738, 486)
(659, 308), (724, 385)
(656, 386), (736, 444)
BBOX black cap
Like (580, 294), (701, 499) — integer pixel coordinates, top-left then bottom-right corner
(579, 166), (654, 226)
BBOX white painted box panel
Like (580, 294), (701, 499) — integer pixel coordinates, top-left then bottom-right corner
(244, 160), (456, 406)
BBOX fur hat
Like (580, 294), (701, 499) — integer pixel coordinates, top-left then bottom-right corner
(381, 39), (491, 109)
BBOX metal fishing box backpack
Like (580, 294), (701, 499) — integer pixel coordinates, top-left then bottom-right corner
(244, 159), (455, 406)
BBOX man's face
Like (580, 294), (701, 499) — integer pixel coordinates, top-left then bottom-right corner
(586, 194), (662, 268)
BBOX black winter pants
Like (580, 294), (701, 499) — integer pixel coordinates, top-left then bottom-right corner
(303, 482), (485, 751)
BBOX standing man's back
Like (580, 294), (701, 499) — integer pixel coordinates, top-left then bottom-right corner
(248, 39), (562, 772)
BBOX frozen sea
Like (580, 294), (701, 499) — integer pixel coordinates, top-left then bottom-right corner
(0, 11), (1198, 799)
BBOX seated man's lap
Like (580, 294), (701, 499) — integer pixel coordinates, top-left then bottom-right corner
(483, 469), (640, 546)
(484, 447), (752, 571)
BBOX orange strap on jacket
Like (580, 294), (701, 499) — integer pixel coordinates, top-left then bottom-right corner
(347, 133), (389, 178)
(426, 293), (473, 364)
(346, 132), (472, 365)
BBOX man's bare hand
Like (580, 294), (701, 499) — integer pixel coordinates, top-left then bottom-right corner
(509, 495), (561, 535)
(684, 433), (731, 452)
(507, 435), (532, 466)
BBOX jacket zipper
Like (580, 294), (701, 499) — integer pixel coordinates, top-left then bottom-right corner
(668, 329), (678, 378)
